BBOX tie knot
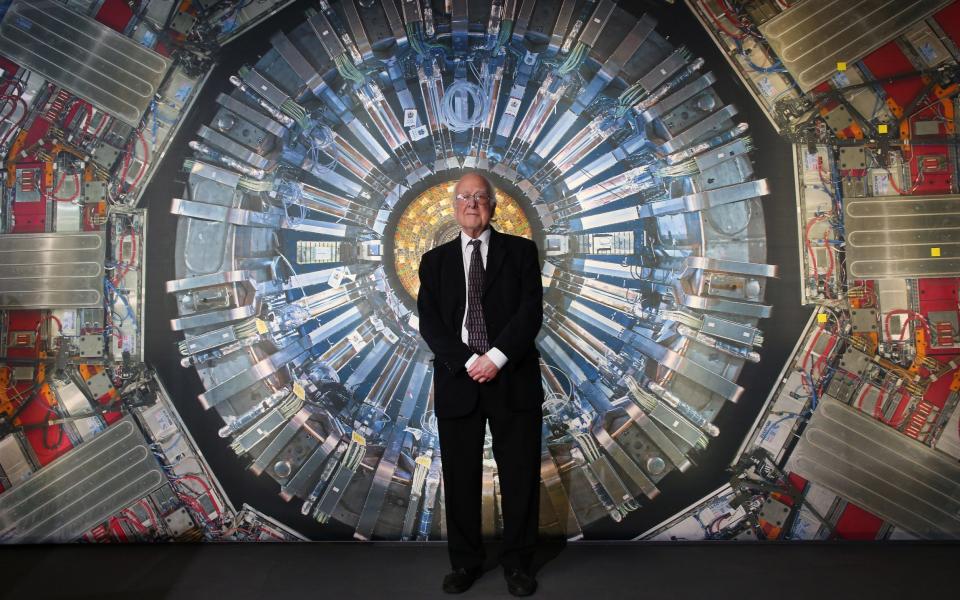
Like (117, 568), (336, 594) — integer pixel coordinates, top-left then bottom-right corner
(469, 239), (481, 249)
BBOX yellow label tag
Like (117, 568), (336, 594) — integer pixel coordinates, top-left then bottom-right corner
(255, 319), (268, 334)
(877, 124), (888, 134)
(351, 430), (366, 445)
(292, 381), (306, 400)
(931, 247), (941, 257)
(817, 313), (828, 324)
(415, 455), (432, 468)
(836, 61), (847, 71)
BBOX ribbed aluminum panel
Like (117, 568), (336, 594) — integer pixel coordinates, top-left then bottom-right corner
(790, 397), (960, 539)
(0, 417), (165, 543)
(759, 0), (951, 92)
(845, 195), (960, 278)
(0, 0), (171, 126)
(0, 232), (105, 309)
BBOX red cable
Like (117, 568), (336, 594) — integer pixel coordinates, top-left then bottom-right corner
(34, 315), (63, 351)
(698, 0), (746, 40)
(131, 131), (150, 187)
(822, 236), (835, 299)
(800, 326), (824, 372)
(119, 510), (149, 534)
(717, 0), (756, 37)
(138, 499), (158, 528)
(112, 226), (137, 285)
(0, 94), (28, 149)
(804, 215), (826, 280)
(175, 474), (222, 518)
(810, 329), (835, 381)
(119, 130), (150, 190)
(883, 309), (931, 341)
(51, 172), (81, 202)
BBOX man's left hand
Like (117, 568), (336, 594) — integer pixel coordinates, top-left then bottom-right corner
(467, 355), (499, 383)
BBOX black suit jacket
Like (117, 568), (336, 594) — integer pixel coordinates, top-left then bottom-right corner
(417, 225), (544, 419)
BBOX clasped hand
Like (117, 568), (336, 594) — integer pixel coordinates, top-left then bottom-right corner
(467, 354), (499, 383)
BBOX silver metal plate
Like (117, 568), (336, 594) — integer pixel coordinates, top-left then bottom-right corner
(759, 0), (952, 92)
(0, 0), (171, 126)
(0, 231), (105, 308)
(790, 397), (960, 539)
(845, 195), (960, 278)
(0, 417), (165, 543)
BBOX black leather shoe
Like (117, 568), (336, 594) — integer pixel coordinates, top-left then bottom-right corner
(442, 566), (483, 593)
(503, 567), (537, 596)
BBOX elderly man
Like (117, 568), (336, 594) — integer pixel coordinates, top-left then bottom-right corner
(417, 172), (544, 596)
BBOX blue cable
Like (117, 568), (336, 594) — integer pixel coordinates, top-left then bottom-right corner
(800, 371), (819, 410)
(733, 38), (787, 74)
(104, 277), (139, 334)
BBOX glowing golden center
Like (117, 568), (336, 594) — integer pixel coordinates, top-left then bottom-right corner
(394, 180), (532, 300)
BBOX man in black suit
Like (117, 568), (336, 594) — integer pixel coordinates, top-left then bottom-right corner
(417, 172), (544, 596)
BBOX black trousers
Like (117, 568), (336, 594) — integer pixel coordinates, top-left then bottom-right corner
(437, 382), (543, 572)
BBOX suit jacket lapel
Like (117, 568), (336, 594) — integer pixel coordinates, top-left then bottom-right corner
(483, 225), (506, 299)
(445, 234), (465, 312)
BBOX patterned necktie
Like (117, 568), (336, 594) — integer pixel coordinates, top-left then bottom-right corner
(466, 239), (490, 354)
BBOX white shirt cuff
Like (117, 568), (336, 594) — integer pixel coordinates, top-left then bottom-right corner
(465, 353), (479, 369)
(485, 347), (508, 369)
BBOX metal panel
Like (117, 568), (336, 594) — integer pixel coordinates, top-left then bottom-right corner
(578, 0), (616, 48)
(759, 0), (952, 92)
(268, 32), (327, 98)
(659, 105), (738, 153)
(197, 329), (326, 409)
(512, 0), (538, 39)
(686, 256), (778, 278)
(0, 232), (105, 308)
(380, 0), (406, 39)
(308, 11), (347, 58)
(0, 435), (33, 488)
(623, 401), (691, 472)
(399, 0), (423, 24)
(197, 125), (270, 169)
(642, 178), (769, 217)
(790, 396), (960, 539)
(0, 0), (171, 126)
(251, 409), (310, 476)
(641, 72), (717, 122)
(0, 417), (165, 543)
(550, 0), (577, 51)
(340, 0), (372, 58)
(637, 48), (689, 96)
(450, 0), (468, 39)
(845, 195), (960, 279)
(592, 422), (659, 499)
(354, 364), (425, 540)
(626, 332), (743, 402)
(280, 430), (343, 501)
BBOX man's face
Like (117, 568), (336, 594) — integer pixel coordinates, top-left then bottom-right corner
(453, 173), (494, 232)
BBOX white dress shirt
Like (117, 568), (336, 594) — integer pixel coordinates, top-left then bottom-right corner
(459, 228), (508, 371)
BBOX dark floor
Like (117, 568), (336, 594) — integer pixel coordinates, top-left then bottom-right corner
(1, 541), (956, 599)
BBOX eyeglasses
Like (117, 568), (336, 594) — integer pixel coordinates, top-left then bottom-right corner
(455, 192), (492, 206)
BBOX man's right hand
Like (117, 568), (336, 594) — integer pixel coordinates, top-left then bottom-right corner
(466, 354), (500, 383)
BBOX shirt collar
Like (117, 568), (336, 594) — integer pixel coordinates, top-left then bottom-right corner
(459, 226), (491, 253)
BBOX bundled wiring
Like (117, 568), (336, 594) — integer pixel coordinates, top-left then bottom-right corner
(335, 53), (366, 85)
(405, 22), (445, 60)
(442, 79), (487, 132)
(557, 42), (588, 76)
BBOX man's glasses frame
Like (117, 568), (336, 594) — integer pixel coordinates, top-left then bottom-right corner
(454, 192), (493, 207)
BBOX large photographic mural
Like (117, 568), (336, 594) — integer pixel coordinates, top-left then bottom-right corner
(1, 0), (958, 543)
